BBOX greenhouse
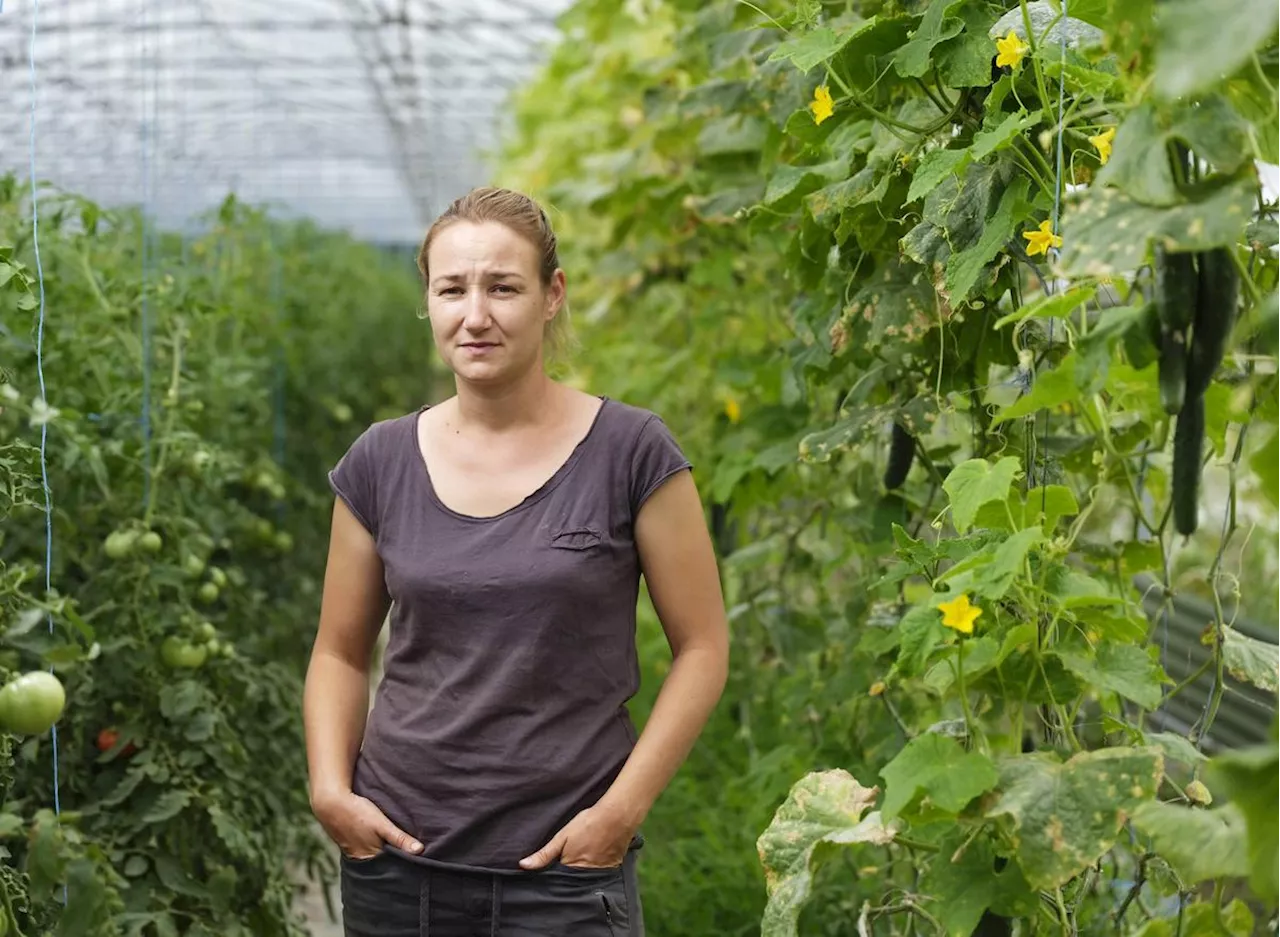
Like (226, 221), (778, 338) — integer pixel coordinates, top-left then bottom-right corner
(1, 1), (1277, 935)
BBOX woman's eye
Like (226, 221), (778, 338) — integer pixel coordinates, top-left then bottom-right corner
(493, 284), (515, 294)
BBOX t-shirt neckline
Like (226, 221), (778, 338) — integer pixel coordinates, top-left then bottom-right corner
(410, 395), (612, 523)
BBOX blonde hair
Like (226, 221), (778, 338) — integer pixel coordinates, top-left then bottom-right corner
(416, 187), (573, 360)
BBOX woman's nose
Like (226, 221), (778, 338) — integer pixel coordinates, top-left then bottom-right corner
(461, 290), (491, 330)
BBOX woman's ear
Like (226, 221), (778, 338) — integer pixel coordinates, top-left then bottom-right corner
(545, 268), (567, 320)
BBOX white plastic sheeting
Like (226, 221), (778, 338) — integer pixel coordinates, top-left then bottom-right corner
(0, 1), (569, 244)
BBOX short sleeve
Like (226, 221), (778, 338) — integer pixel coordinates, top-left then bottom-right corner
(630, 414), (693, 515)
(328, 425), (380, 537)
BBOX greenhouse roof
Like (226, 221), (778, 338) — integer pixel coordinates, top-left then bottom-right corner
(0, 0), (571, 245)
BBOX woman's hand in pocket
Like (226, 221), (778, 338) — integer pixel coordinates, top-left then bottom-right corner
(518, 801), (635, 870)
(313, 790), (422, 860)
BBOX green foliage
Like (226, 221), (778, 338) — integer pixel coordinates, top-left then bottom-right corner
(756, 769), (895, 937)
(0, 181), (429, 934)
(493, 0), (1279, 933)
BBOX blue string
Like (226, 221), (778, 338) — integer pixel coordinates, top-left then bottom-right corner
(271, 251), (286, 470)
(28, 0), (64, 871)
(1038, 1), (1070, 494)
(1049, 0), (1068, 259)
(140, 0), (153, 500)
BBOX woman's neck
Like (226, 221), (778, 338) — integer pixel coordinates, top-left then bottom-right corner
(451, 367), (563, 434)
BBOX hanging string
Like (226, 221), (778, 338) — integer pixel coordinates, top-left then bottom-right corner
(139, 0), (158, 506)
(27, 1), (65, 906)
(1038, 0), (1069, 498)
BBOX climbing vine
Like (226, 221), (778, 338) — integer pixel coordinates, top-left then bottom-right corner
(499, 0), (1279, 933)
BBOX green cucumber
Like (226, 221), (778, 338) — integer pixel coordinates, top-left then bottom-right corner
(883, 422), (915, 490)
(1154, 244), (1198, 415)
(1172, 393), (1205, 537)
(1186, 247), (1241, 398)
(1123, 301), (1161, 370)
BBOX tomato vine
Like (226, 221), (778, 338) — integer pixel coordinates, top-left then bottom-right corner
(1, 181), (434, 935)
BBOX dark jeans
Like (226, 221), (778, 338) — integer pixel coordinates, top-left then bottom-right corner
(340, 842), (645, 937)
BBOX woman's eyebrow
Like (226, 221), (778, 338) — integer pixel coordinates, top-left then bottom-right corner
(432, 271), (525, 285)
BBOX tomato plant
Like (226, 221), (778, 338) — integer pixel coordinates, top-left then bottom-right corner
(1, 180), (436, 934)
(497, 0), (1279, 933)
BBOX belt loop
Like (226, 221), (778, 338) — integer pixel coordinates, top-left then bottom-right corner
(419, 868), (431, 937)
(490, 875), (503, 937)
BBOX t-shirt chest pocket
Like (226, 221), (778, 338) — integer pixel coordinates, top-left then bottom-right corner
(548, 526), (604, 552)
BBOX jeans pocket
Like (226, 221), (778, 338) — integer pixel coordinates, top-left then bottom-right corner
(597, 888), (629, 936)
(340, 849), (386, 865)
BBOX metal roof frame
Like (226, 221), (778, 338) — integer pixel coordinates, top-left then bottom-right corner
(0, 0), (569, 244)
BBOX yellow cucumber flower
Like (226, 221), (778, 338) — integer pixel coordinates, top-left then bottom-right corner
(995, 30), (1030, 69)
(1089, 126), (1116, 165)
(937, 594), (982, 635)
(809, 84), (834, 125)
(1023, 219), (1063, 257)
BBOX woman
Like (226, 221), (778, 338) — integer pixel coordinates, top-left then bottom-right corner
(303, 186), (730, 936)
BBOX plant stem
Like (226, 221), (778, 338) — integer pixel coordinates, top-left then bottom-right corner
(915, 77), (951, 115)
(1018, 135), (1058, 198)
(732, 0), (790, 32)
(894, 837), (941, 854)
(880, 690), (914, 741)
(1113, 852), (1151, 929)
(955, 640), (984, 752)
(1019, 0), (1056, 116)
(1193, 413), (1253, 750)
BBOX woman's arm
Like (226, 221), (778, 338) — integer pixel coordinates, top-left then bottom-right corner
(304, 498), (423, 857)
(520, 469), (729, 868)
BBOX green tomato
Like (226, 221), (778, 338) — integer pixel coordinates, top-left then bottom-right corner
(161, 637), (208, 670)
(206, 639), (222, 656)
(198, 622), (217, 643)
(182, 554), (206, 578)
(254, 518), (274, 541)
(197, 582), (220, 605)
(208, 566), (228, 589)
(0, 671), (67, 736)
(104, 529), (137, 560)
(138, 531), (163, 554)
(273, 531), (294, 553)
(185, 400), (205, 415)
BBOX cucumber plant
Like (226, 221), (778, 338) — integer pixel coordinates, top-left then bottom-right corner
(497, 0), (1280, 933)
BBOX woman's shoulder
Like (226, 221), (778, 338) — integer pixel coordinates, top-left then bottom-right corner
(597, 394), (673, 435)
(593, 395), (688, 466)
(342, 407), (421, 458)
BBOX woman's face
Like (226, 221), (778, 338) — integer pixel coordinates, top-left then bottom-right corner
(425, 220), (564, 386)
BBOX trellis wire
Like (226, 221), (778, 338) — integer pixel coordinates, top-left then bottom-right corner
(139, 0), (159, 506)
(27, 0), (66, 908)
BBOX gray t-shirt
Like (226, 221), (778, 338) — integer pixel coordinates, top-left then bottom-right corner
(327, 396), (692, 871)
